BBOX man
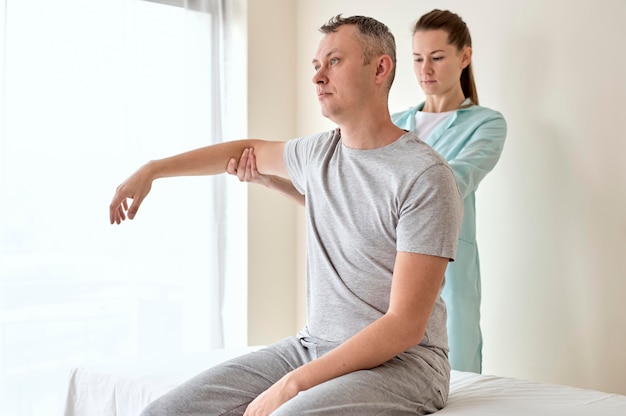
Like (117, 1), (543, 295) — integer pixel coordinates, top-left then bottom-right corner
(110, 15), (462, 416)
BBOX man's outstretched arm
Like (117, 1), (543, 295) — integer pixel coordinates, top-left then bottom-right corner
(109, 140), (286, 224)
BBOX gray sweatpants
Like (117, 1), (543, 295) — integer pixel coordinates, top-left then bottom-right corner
(140, 335), (450, 416)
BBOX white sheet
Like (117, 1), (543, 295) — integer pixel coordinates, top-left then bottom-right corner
(64, 349), (626, 416)
(439, 371), (626, 415)
(64, 348), (259, 416)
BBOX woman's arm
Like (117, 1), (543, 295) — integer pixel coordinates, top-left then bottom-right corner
(448, 115), (507, 199)
(227, 148), (305, 206)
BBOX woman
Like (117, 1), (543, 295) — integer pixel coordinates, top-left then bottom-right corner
(228, 9), (506, 373)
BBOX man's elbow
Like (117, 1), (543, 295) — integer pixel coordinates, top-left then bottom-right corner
(387, 313), (428, 351)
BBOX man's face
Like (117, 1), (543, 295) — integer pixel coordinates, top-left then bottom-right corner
(311, 25), (375, 122)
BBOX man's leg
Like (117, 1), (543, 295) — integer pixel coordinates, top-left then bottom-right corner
(272, 347), (449, 416)
(141, 337), (312, 416)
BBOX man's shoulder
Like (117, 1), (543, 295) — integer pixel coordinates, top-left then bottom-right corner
(284, 128), (341, 162)
(289, 128), (339, 146)
(401, 131), (446, 158)
(391, 131), (454, 179)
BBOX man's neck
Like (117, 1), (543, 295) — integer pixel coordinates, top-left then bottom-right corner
(335, 105), (405, 149)
(338, 118), (405, 150)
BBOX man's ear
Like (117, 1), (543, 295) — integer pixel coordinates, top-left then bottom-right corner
(375, 55), (394, 84)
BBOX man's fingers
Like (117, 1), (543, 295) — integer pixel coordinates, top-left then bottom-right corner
(127, 195), (145, 220)
(110, 195), (124, 224)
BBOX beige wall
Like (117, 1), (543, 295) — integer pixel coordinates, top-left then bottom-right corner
(244, 0), (626, 395)
(240, 0), (300, 345)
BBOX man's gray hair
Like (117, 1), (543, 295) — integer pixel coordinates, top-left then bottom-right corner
(320, 15), (397, 90)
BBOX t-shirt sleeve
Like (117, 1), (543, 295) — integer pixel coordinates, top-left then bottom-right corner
(396, 163), (463, 261)
(284, 131), (334, 196)
(283, 138), (308, 195)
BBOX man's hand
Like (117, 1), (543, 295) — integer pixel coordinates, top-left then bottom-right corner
(243, 374), (299, 416)
(109, 164), (154, 224)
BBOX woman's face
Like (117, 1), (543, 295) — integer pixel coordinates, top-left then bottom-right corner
(412, 29), (471, 97)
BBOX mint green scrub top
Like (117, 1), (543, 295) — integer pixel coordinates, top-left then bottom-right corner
(392, 99), (507, 373)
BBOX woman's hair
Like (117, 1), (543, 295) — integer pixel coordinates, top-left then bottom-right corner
(320, 15), (397, 92)
(414, 10), (478, 105)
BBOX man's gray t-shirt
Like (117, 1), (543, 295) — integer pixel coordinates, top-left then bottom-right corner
(284, 129), (463, 353)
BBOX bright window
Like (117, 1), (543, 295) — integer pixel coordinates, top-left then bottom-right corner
(0, 1), (246, 414)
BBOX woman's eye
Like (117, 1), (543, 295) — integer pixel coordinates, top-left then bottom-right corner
(433, 56), (444, 61)
(414, 57), (423, 63)
(330, 57), (338, 65)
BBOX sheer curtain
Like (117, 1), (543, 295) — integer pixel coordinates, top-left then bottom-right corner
(0, 0), (246, 415)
